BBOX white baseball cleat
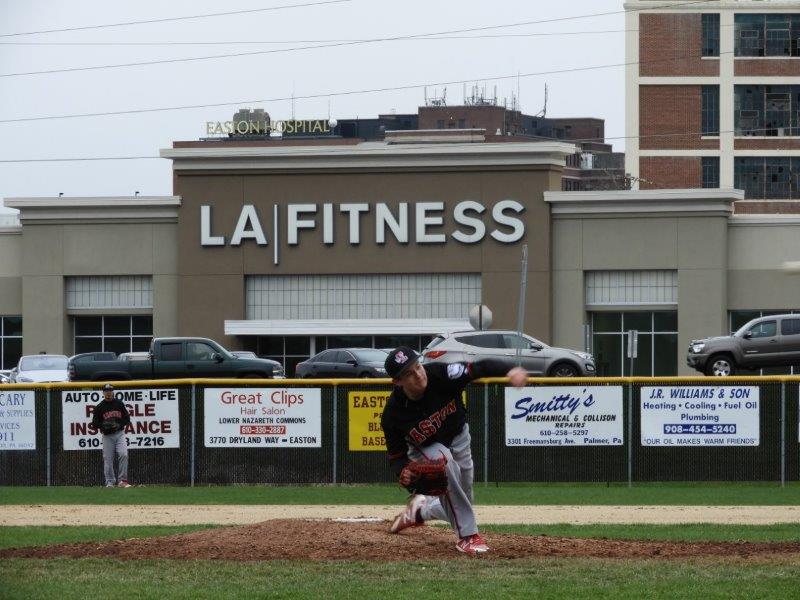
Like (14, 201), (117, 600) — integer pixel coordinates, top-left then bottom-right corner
(390, 494), (426, 533)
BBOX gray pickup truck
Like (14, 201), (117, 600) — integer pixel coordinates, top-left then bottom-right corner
(686, 314), (800, 376)
(68, 337), (278, 381)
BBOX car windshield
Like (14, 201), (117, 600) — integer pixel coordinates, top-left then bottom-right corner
(19, 356), (68, 371)
(352, 349), (389, 362)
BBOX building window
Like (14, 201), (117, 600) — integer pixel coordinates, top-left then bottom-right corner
(702, 157), (720, 188)
(65, 276), (153, 309)
(590, 311), (678, 376)
(735, 85), (800, 137)
(0, 316), (22, 370)
(735, 14), (800, 57)
(734, 157), (800, 199)
(457, 119), (466, 128)
(585, 270), (678, 306)
(245, 334), (434, 376)
(702, 13), (720, 57)
(730, 310), (800, 374)
(73, 315), (153, 355)
(436, 119), (444, 129)
(246, 274), (481, 320)
(701, 86), (720, 136)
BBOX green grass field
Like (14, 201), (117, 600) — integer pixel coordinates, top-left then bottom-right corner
(3, 484), (800, 599)
(2, 482), (800, 505)
(1, 556), (799, 600)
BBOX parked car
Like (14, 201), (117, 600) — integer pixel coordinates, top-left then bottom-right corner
(230, 351), (285, 378)
(687, 313), (800, 376)
(295, 348), (389, 378)
(69, 337), (279, 381)
(0, 369), (11, 384)
(421, 330), (596, 377)
(10, 354), (70, 383)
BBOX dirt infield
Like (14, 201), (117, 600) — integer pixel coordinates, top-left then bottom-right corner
(3, 519), (800, 561)
(3, 504), (800, 526)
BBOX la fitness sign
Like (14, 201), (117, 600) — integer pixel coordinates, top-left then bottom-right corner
(200, 200), (526, 254)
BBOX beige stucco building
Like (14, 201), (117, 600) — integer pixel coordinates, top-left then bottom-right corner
(1, 137), (798, 376)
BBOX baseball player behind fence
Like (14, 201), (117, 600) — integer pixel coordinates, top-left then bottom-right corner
(381, 346), (526, 556)
(91, 383), (132, 488)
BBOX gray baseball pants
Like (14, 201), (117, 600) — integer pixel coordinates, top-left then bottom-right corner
(103, 430), (128, 485)
(410, 424), (478, 538)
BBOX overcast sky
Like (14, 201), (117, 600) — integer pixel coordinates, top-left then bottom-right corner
(0, 0), (625, 209)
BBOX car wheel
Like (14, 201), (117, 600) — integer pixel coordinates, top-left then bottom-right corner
(549, 363), (579, 377)
(706, 355), (735, 377)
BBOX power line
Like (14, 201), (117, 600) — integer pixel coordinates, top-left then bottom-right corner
(0, 126), (794, 163)
(0, 0), (353, 39)
(0, 48), (737, 124)
(0, 30), (631, 46)
(0, 0), (716, 77)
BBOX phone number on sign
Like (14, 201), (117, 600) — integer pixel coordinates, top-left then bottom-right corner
(663, 424), (736, 434)
(240, 425), (286, 435)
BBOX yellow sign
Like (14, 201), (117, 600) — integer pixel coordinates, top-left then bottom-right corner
(347, 389), (468, 452)
(348, 390), (391, 451)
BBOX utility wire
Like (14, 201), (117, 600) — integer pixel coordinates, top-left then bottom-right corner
(0, 0), (353, 39)
(0, 0), (716, 39)
(0, 30), (631, 46)
(0, 127), (793, 163)
(0, 48), (738, 124)
(0, 0), (716, 77)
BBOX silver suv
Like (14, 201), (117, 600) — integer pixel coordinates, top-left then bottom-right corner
(421, 330), (596, 377)
(687, 313), (800, 376)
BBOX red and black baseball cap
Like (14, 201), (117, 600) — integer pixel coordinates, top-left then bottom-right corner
(384, 346), (420, 379)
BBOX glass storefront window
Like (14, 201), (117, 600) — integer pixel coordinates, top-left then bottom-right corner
(1, 316), (23, 369)
(590, 311), (678, 376)
(73, 315), (153, 355)
(250, 334), (436, 377)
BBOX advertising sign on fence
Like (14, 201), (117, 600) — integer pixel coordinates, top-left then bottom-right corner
(62, 388), (180, 450)
(348, 390), (389, 451)
(204, 387), (321, 447)
(0, 390), (36, 450)
(504, 386), (624, 446)
(641, 386), (759, 446)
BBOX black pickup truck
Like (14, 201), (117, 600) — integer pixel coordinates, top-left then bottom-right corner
(69, 337), (278, 381)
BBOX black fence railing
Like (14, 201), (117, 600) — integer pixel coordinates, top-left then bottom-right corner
(0, 377), (797, 486)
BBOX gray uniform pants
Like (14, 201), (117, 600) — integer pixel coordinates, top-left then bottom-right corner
(410, 424), (478, 538)
(102, 430), (128, 485)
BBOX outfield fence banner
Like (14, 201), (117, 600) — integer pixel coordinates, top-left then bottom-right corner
(0, 377), (798, 486)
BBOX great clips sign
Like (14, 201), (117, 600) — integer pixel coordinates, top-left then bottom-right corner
(200, 200), (525, 264)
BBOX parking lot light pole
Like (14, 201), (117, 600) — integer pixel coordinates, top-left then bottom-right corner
(515, 244), (528, 368)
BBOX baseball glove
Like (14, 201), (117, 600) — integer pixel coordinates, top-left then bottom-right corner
(399, 455), (449, 496)
(99, 419), (121, 435)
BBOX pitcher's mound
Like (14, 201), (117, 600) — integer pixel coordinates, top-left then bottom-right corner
(3, 519), (800, 561)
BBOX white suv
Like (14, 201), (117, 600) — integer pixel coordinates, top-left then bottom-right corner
(421, 330), (596, 377)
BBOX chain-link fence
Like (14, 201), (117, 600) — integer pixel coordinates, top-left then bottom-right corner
(0, 377), (798, 486)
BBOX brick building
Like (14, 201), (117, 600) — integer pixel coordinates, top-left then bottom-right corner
(626, 0), (800, 212)
(222, 103), (625, 192)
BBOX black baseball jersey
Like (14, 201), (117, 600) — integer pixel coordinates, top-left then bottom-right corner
(91, 399), (131, 434)
(381, 359), (508, 476)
